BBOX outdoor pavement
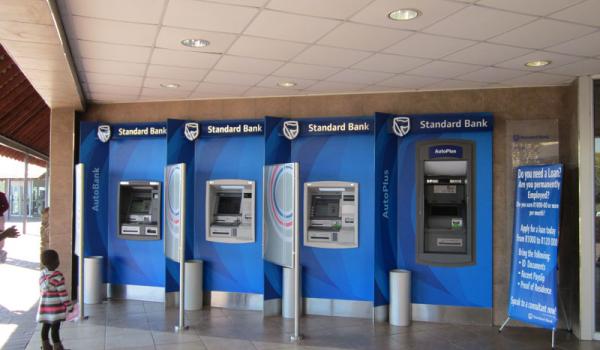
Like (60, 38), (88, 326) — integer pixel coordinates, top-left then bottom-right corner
(2, 221), (600, 350)
(0, 221), (42, 350)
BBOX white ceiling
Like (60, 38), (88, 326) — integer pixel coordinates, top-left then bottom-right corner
(55, 0), (600, 103)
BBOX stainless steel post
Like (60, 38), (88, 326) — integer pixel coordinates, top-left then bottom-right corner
(290, 163), (302, 342)
(175, 164), (187, 333)
(75, 164), (86, 320)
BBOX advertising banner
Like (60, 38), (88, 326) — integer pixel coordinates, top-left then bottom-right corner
(508, 163), (563, 329)
(263, 163), (296, 268)
(165, 163), (185, 262)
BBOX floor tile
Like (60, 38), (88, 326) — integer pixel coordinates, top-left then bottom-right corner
(152, 329), (204, 345)
(156, 341), (208, 350)
(200, 335), (258, 350)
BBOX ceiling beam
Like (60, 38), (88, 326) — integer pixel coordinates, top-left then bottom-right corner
(46, 0), (85, 111)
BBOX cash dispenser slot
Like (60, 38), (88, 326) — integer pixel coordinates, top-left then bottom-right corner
(206, 179), (255, 243)
(304, 181), (358, 249)
(118, 181), (161, 240)
(416, 141), (474, 265)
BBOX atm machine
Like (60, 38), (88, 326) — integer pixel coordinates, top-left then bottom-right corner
(304, 181), (358, 248)
(205, 179), (255, 243)
(118, 181), (161, 240)
(416, 141), (474, 265)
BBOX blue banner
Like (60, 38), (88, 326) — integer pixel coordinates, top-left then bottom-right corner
(508, 163), (563, 329)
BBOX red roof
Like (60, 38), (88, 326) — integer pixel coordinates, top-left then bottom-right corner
(0, 44), (50, 166)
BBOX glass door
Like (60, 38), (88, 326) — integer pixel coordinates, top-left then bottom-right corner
(9, 180), (24, 220)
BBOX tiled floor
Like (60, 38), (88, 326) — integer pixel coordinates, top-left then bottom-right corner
(19, 300), (599, 350)
(2, 224), (599, 350)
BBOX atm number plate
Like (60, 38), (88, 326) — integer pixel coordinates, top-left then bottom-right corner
(433, 185), (456, 194)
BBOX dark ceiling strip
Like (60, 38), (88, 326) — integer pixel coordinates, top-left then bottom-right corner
(7, 100), (47, 135)
(0, 44), (50, 158)
(0, 75), (28, 102)
(27, 115), (51, 154)
(0, 86), (37, 123)
(0, 59), (13, 75)
(0, 67), (24, 93)
(0, 105), (43, 136)
(30, 124), (50, 154)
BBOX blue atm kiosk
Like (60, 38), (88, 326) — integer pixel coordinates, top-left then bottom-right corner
(416, 141), (474, 266)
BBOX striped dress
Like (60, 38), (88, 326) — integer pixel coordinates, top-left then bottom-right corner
(36, 269), (71, 323)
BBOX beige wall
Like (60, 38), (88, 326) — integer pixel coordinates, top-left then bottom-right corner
(49, 107), (75, 295)
(75, 86), (577, 324)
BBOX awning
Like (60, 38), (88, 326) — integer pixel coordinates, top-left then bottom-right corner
(0, 155), (46, 179)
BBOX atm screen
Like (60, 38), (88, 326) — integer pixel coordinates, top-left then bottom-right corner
(430, 205), (459, 216)
(312, 195), (340, 218)
(129, 198), (151, 214)
(217, 194), (241, 215)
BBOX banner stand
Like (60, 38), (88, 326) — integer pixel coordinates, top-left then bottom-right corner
(499, 317), (556, 348)
(75, 163), (89, 322)
(499, 285), (573, 349)
(500, 164), (564, 349)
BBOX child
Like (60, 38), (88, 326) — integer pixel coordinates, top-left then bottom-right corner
(37, 249), (71, 350)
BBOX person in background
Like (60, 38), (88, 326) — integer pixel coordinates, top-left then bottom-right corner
(37, 249), (71, 350)
(0, 191), (11, 263)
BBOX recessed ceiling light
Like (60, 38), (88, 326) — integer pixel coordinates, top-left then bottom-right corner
(181, 38), (210, 48)
(525, 60), (551, 68)
(160, 83), (180, 89)
(388, 8), (421, 21)
(277, 81), (296, 88)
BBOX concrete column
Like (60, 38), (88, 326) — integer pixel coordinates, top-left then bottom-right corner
(48, 107), (75, 295)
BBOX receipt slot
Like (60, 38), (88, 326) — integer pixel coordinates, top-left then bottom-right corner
(416, 141), (474, 265)
(205, 179), (255, 243)
(118, 181), (161, 240)
(304, 181), (358, 249)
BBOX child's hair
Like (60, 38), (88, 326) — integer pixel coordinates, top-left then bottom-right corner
(41, 249), (60, 271)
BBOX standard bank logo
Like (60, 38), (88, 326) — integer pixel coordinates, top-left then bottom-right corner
(283, 120), (299, 140)
(184, 122), (199, 141)
(392, 116), (410, 137)
(97, 125), (111, 143)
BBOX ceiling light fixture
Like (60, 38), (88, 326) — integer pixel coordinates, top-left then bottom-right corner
(160, 83), (180, 89)
(181, 38), (210, 48)
(525, 60), (551, 68)
(388, 8), (421, 21)
(277, 81), (297, 88)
